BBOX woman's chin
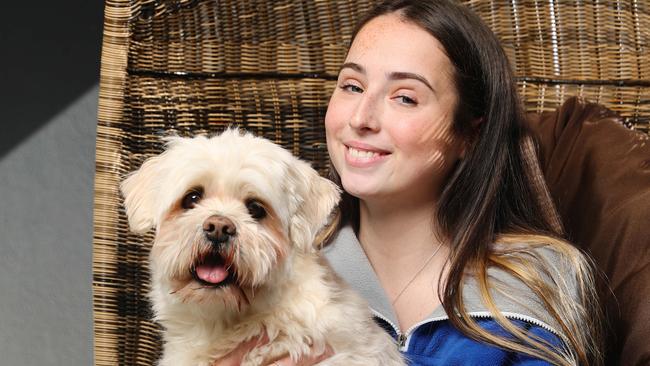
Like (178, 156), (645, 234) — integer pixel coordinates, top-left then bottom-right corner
(341, 180), (384, 201)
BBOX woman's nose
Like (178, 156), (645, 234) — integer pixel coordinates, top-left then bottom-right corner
(349, 94), (380, 132)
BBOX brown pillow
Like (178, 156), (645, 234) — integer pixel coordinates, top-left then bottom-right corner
(527, 97), (650, 365)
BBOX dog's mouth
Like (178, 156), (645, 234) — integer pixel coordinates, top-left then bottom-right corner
(190, 251), (236, 288)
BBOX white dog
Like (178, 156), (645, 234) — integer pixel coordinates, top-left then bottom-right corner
(121, 129), (405, 366)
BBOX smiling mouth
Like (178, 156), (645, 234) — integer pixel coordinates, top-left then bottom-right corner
(190, 250), (236, 288)
(348, 146), (384, 159)
(345, 145), (390, 164)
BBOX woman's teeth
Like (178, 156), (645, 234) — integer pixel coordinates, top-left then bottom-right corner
(349, 147), (380, 159)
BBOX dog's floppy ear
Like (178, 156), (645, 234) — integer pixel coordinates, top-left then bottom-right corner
(288, 160), (341, 251)
(120, 156), (163, 234)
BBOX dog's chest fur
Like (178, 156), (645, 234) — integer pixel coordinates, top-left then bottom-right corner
(153, 254), (404, 366)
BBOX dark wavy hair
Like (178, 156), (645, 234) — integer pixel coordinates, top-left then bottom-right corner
(326, 1), (602, 365)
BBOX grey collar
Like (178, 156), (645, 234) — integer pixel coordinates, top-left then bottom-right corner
(323, 225), (564, 336)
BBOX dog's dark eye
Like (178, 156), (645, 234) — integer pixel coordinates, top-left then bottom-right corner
(181, 188), (203, 209)
(245, 199), (267, 220)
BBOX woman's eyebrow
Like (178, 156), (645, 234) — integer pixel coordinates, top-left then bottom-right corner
(339, 62), (365, 74)
(339, 63), (436, 93)
(388, 71), (435, 93)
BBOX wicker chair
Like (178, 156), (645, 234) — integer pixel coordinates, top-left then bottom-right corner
(92, 1), (650, 365)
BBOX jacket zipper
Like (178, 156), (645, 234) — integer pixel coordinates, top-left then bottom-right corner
(374, 310), (562, 352)
(372, 308), (450, 352)
(399, 315), (450, 351)
(396, 334), (407, 348)
(370, 309), (404, 347)
(465, 311), (560, 336)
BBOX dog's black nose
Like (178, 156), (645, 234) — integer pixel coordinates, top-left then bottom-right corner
(203, 215), (236, 244)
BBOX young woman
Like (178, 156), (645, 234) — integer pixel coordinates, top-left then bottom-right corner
(217, 1), (602, 365)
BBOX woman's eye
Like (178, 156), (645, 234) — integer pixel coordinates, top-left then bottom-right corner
(396, 95), (417, 105)
(181, 189), (203, 209)
(245, 199), (267, 220)
(340, 84), (364, 93)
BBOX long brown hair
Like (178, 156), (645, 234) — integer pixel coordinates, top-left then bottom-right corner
(327, 1), (602, 364)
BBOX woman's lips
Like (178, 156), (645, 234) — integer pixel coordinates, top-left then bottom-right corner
(344, 143), (390, 167)
(348, 146), (382, 159)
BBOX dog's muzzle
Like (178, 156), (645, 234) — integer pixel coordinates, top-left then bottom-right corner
(203, 215), (236, 246)
(188, 215), (237, 287)
(191, 251), (235, 287)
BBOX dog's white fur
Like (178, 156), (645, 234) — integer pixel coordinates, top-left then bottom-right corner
(121, 129), (405, 366)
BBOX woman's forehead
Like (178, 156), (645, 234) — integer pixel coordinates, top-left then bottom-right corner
(346, 14), (454, 83)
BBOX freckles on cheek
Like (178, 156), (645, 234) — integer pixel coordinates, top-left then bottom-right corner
(325, 97), (348, 134)
(324, 120), (337, 142)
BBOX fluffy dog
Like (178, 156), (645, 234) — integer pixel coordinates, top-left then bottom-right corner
(121, 129), (405, 366)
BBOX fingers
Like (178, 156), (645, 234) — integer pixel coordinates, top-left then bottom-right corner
(212, 333), (270, 366)
(211, 335), (332, 366)
(268, 344), (333, 366)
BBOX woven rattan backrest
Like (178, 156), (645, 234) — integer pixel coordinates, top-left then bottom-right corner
(93, 1), (650, 364)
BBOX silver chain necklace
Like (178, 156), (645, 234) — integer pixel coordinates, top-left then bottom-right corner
(391, 242), (443, 306)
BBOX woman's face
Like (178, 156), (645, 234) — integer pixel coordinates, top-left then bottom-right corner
(325, 13), (466, 206)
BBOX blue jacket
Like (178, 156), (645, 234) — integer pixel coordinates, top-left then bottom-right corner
(323, 226), (570, 365)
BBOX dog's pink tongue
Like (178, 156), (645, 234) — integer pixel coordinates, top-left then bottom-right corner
(196, 264), (228, 284)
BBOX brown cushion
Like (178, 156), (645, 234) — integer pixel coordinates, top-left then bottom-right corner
(527, 97), (650, 365)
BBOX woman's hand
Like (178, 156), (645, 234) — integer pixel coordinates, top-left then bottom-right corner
(211, 334), (333, 366)
(266, 345), (332, 366)
(210, 335), (268, 366)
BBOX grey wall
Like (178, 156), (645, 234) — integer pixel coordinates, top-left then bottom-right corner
(0, 87), (98, 365)
(1, 1), (103, 365)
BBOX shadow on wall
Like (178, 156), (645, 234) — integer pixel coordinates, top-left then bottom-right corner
(0, 0), (104, 157)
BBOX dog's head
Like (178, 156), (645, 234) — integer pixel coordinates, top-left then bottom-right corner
(121, 129), (340, 306)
